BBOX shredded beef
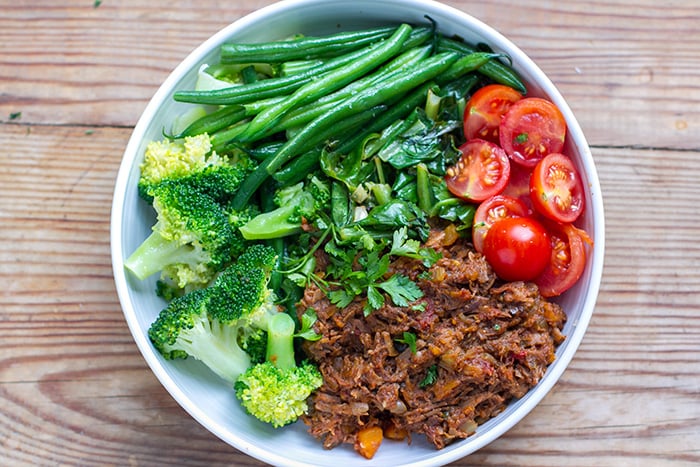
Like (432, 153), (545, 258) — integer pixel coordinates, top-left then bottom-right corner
(298, 228), (567, 451)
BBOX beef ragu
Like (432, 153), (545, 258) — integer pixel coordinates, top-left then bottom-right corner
(298, 226), (566, 456)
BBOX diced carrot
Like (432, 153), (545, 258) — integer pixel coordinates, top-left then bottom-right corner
(383, 421), (408, 441)
(355, 426), (383, 459)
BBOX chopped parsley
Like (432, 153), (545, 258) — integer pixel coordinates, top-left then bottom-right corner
(395, 331), (417, 354)
(419, 364), (438, 387)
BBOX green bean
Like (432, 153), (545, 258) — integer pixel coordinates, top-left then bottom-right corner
(415, 163), (433, 213)
(334, 81), (437, 155)
(245, 44), (432, 141)
(240, 95), (287, 115)
(437, 37), (526, 94)
(174, 43), (377, 105)
(294, 105), (388, 155)
(272, 148), (321, 186)
(170, 105), (247, 139)
(208, 46), (428, 146)
(209, 121), (249, 153)
(272, 52), (458, 167)
(240, 65), (258, 84)
(280, 59), (324, 76)
(438, 52), (502, 83)
(244, 141), (285, 161)
(229, 51), (460, 210)
(175, 27), (434, 106)
(236, 24), (413, 142)
(277, 25), (430, 77)
(259, 182), (285, 292)
(220, 26), (398, 64)
(229, 162), (272, 208)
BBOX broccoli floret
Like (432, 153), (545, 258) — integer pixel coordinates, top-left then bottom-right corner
(125, 178), (237, 290)
(234, 312), (323, 428)
(127, 148), (260, 293)
(182, 162), (255, 204)
(138, 133), (228, 200)
(240, 327), (268, 365)
(207, 243), (279, 328)
(239, 176), (330, 240)
(147, 244), (280, 383)
(155, 276), (186, 301)
(147, 287), (252, 381)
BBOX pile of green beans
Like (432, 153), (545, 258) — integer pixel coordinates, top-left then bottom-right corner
(169, 23), (526, 210)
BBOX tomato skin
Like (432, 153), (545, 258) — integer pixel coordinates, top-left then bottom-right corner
(472, 194), (528, 254)
(499, 97), (567, 168)
(501, 162), (534, 215)
(482, 217), (551, 282)
(463, 84), (523, 144)
(445, 139), (511, 203)
(530, 153), (585, 223)
(535, 221), (588, 297)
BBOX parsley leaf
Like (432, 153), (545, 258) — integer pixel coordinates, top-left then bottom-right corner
(378, 274), (423, 307)
(395, 331), (417, 354)
(365, 286), (384, 316)
(419, 364), (438, 387)
(295, 308), (321, 341)
(390, 226), (442, 267)
(329, 289), (354, 308)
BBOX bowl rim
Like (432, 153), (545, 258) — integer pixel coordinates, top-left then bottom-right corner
(110, 0), (605, 465)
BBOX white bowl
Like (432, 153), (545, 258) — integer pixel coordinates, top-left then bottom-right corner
(111, 0), (605, 465)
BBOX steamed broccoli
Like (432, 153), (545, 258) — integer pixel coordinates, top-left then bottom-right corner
(124, 178), (237, 290)
(137, 133), (227, 200)
(147, 244), (279, 383)
(126, 159), (259, 291)
(239, 175), (330, 240)
(234, 312), (323, 428)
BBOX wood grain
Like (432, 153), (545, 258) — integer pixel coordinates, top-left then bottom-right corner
(1, 0), (700, 465)
(2, 0), (698, 150)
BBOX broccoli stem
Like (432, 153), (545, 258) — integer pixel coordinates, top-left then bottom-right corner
(266, 313), (296, 371)
(124, 230), (195, 280)
(183, 320), (252, 382)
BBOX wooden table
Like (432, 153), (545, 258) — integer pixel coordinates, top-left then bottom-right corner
(2, 1), (698, 465)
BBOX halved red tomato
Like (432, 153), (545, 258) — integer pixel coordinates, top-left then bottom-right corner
(535, 221), (590, 297)
(499, 97), (567, 167)
(530, 153), (585, 223)
(445, 139), (511, 203)
(501, 162), (534, 215)
(463, 84), (523, 144)
(472, 194), (528, 253)
(482, 216), (551, 282)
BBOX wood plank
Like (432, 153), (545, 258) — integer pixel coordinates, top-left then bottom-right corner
(1, 0), (699, 150)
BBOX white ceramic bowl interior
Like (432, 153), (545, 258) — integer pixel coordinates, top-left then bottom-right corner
(111, 0), (605, 466)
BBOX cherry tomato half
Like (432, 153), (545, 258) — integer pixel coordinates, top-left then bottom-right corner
(530, 153), (585, 223)
(482, 216), (551, 282)
(501, 162), (534, 215)
(535, 221), (589, 297)
(463, 84), (523, 144)
(500, 97), (567, 168)
(446, 139), (511, 203)
(472, 194), (529, 254)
